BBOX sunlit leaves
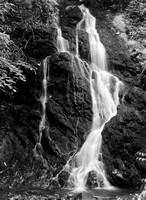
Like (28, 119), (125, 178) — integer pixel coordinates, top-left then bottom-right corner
(0, 32), (30, 94)
(0, 0), (15, 22)
(6, 0), (59, 31)
(0, 57), (25, 93)
(0, 0), (59, 94)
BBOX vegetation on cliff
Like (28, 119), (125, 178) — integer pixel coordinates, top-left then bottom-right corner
(0, 0), (58, 95)
(0, 32), (26, 94)
(125, 0), (146, 88)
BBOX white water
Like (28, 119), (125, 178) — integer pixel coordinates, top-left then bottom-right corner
(78, 5), (107, 71)
(66, 5), (122, 191)
(57, 27), (69, 52)
(34, 27), (68, 159)
(34, 58), (48, 157)
(39, 58), (48, 142)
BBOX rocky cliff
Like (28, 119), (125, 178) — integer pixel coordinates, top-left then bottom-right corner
(0, 0), (146, 190)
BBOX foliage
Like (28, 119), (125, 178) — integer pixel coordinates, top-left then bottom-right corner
(1, 0), (59, 32)
(0, 31), (32, 94)
(125, 0), (146, 40)
(0, 57), (25, 93)
(126, 0), (146, 26)
(0, 0), (59, 95)
(0, 0), (14, 22)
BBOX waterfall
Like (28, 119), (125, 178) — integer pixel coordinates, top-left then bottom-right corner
(57, 27), (69, 52)
(79, 5), (107, 71)
(66, 5), (122, 191)
(55, 6), (122, 191)
(34, 58), (48, 158)
(34, 27), (69, 160)
(39, 58), (48, 142)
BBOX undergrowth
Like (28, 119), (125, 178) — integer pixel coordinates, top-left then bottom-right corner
(0, 0), (58, 95)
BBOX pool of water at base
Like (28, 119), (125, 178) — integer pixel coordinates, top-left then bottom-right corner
(0, 187), (143, 200)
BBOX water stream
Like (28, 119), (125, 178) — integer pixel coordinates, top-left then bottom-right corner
(65, 5), (122, 191)
(35, 4), (122, 192)
(33, 58), (48, 159)
(20, 4), (146, 200)
(57, 27), (69, 52)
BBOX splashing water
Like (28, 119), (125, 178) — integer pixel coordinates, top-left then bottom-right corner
(57, 27), (69, 52)
(68, 72), (121, 191)
(66, 5), (122, 191)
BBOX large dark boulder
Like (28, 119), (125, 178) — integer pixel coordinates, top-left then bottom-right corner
(60, 6), (83, 27)
(0, 51), (93, 188)
(102, 86), (146, 188)
(33, 52), (93, 186)
(45, 52), (92, 160)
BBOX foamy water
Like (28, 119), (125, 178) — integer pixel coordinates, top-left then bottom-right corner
(66, 5), (122, 190)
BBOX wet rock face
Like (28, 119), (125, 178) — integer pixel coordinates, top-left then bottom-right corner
(102, 87), (146, 187)
(86, 171), (99, 189)
(93, 14), (141, 87)
(60, 5), (141, 87)
(61, 26), (90, 62)
(74, 193), (82, 200)
(58, 170), (70, 187)
(65, 6), (83, 27)
(0, 51), (92, 188)
(45, 52), (92, 157)
(60, 6), (83, 27)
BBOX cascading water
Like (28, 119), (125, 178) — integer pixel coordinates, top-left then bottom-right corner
(66, 5), (122, 191)
(34, 27), (69, 160)
(34, 58), (48, 158)
(79, 5), (107, 71)
(57, 27), (69, 52)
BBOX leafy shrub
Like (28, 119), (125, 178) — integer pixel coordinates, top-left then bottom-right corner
(3, 0), (59, 32)
(0, 0), (59, 95)
(0, 32), (32, 94)
(0, 57), (25, 93)
(125, 0), (146, 40)
(126, 0), (146, 25)
(0, 0), (14, 22)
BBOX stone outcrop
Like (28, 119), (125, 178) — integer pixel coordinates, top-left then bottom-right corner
(60, 6), (83, 27)
(37, 52), (92, 182)
(0, 51), (93, 187)
(102, 86), (146, 187)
